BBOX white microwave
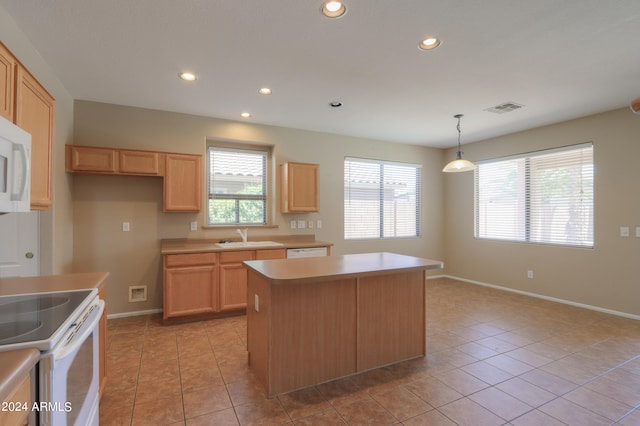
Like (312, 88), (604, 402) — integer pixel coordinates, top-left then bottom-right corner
(0, 115), (31, 213)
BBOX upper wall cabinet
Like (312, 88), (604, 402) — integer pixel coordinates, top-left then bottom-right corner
(1, 42), (55, 210)
(280, 162), (319, 213)
(66, 145), (201, 212)
(66, 145), (163, 176)
(164, 153), (202, 212)
(0, 43), (16, 121)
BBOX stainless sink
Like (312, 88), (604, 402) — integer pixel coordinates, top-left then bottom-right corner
(215, 241), (283, 248)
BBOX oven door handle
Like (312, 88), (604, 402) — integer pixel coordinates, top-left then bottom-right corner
(55, 299), (105, 361)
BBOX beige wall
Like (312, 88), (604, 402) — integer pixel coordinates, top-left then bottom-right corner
(0, 7), (75, 275)
(443, 108), (640, 317)
(72, 101), (445, 315)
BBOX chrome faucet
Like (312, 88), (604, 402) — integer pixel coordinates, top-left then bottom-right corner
(236, 228), (248, 243)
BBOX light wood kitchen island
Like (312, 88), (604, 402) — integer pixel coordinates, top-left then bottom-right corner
(243, 252), (443, 397)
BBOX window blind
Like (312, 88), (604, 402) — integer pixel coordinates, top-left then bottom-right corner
(475, 143), (594, 247)
(344, 157), (421, 239)
(207, 146), (267, 225)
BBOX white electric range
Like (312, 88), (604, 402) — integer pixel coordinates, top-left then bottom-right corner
(0, 289), (104, 426)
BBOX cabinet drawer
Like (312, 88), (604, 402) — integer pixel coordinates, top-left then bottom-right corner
(67, 145), (117, 173)
(255, 249), (287, 260)
(220, 250), (254, 263)
(165, 252), (218, 268)
(119, 150), (162, 175)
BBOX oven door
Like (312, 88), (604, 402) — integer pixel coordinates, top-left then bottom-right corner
(38, 299), (104, 426)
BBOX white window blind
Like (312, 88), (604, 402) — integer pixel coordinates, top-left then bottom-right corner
(344, 157), (421, 239)
(475, 143), (594, 247)
(207, 146), (268, 225)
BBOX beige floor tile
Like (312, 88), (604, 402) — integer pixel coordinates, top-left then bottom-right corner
(185, 408), (240, 425)
(333, 396), (396, 425)
(131, 395), (184, 426)
(404, 376), (463, 408)
(182, 385), (233, 419)
(402, 409), (457, 425)
(538, 397), (610, 425)
(438, 397), (505, 426)
(563, 386), (633, 421)
(277, 386), (332, 420)
(433, 368), (490, 396)
(234, 398), (290, 425)
(371, 386), (432, 421)
(494, 377), (556, 407)
(135, 375), (182, 404)
(460, 360), (513, 385)
(293, 408), (346, 425)
(468, 387), (532, 421)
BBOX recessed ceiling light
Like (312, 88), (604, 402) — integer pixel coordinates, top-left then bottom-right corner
(179, 72), (197, 81)
(329, 101), (343, 108)
(418, 37), (441, 51)
(321, 1), (346, 18)
(258, 87), (272, 95)
(241, 112), (252, 118)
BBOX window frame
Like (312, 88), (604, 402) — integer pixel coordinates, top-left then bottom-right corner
(474, 142), (594, 248)
(206, 141), (274, 227)
(344, 156), (422, 240)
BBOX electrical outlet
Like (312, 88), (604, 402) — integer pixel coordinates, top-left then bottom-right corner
(122, 222), (130, 232)
(527, 270), (534, 279)
(190, 221), (198, 231)
(317, 219), (322, 229)
(290, 220), (297, 229)
(636, 226), (640, 238)
(298, 220), (306, 229)
(620, 226), (630, 237)
(308, 220), (314, 229)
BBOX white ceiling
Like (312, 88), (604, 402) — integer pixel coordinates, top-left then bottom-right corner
(2, 0), (639, 148)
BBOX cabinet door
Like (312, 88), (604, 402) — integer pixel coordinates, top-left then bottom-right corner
(281, 162), (319, 213)
(15, 66), (54, 210)
(164, 265), (218, 319)
(164, 153), (202, 212)
(66, 145), (117, 173)
(219, 250), (253, 311)
(0, 43), (16, 121)
(119, 150), (162, 175)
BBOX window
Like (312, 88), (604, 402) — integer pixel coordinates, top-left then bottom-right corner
(207, 144), (270, 226)
(344, 157), (421, 239)
(475, 143), (593, 247)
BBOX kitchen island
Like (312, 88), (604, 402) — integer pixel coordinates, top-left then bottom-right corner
(244, 252), (443, 397)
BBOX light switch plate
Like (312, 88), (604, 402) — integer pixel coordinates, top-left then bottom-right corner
(122, 222), (130, 232)
(636, 226), (640, 238)
(620, 226), (630, 237)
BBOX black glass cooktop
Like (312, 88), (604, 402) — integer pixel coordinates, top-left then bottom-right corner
(0, 289), (94, 350)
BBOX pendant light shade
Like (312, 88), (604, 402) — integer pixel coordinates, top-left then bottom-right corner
(443, 114), (475, 173)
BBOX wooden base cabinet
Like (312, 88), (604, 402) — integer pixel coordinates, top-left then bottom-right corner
(164, 253), (219, 319)
(219, 251), (253, 311)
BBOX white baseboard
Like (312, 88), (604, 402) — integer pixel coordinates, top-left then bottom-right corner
(107, 308), (163, 320)
(443, 275), (640, 321)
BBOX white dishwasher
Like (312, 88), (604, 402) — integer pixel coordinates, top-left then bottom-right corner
(286, 247), (327, 258)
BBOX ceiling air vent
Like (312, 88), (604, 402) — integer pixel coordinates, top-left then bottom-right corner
(485, 102), (525, 114)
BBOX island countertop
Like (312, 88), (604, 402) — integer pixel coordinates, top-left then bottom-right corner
(244, 252), (443, 284)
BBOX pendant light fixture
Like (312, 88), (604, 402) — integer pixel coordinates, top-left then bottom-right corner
(442, 114), (476, 173)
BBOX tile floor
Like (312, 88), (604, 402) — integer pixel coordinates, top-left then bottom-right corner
(100, 278), (640, 425)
